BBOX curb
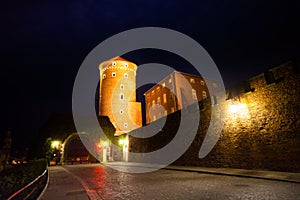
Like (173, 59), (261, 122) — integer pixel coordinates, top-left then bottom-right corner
(164, 167), (300, 184)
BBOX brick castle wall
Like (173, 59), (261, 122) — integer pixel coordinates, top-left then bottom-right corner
(129, 60), (300, 172)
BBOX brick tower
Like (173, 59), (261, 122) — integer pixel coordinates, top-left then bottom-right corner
(99, 56), (142, 135)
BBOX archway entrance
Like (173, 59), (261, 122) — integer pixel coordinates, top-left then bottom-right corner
(61, 132), (97, 164)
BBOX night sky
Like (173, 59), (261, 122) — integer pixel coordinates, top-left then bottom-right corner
(1, 1), (299, 152)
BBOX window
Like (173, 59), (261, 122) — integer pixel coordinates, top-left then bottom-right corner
(120, 84), (124, 90)
(112, 72), (116, 77)
(152, 100), (155, 106)
(124, 123), (128, 128)
(156, 87), (160, 92)
(190, 78), (195, 83)
(120, 110), (124, 114)
(163, 93), (167, 103)
(124, 63), (128, 67)
(171, 107), (175, 113)
(192, 89), (197, 100)
(169, 78), (172, 83)
(164, 110), (168, 115)
(151, 90), (155, 95)
(157, 97), (161, 105)
(170, 93), (173, 100)
(124, 73), (128, 78)
(200, 80), (205, 85)
(120, 93), (124, 100)
(146, 94), (150, 98)
(103, 74), (106, 79)
(153, 115), (156, 121)
(112, 62), (116, 66)
(202, 91), (207, 99)
(162, 82), (166, 87)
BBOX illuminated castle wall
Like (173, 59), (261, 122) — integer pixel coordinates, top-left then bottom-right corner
(99, 57), (142, 135)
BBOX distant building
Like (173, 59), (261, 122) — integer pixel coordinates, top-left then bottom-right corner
(0, 131), (12, 171)
(144, 71), (219, 124)
(99, 57), (142, 135)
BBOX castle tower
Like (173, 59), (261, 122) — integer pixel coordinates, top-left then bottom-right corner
(99, 56), (142, 135)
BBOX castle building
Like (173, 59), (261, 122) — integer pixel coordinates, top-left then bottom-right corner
(144, 71), (219, 124)
(99, 57), (142, 135)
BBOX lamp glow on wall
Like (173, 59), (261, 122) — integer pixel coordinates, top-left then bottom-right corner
(229, 102), (250, 119)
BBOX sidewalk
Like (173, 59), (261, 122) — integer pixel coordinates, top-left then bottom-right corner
(105, 162), (300, 183)
(39, 166), (89, 200)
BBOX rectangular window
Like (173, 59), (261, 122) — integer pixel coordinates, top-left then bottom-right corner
(190, 78), (195, 83)
(192, 89), (197, 100)
(157, 97), (161, 105)
(162, 82), (166, 87)
(120, 93), (124, 100)
(171, 107), (175, 113)
(169, 78), (172, 83)
(156, 87), (160, 92)
(200, 80), (205, 85)
(163, 93), (167, 103)
(152, 100), (155, 106)
(202, 91), (207, 99)
(151, 90), (155, 95)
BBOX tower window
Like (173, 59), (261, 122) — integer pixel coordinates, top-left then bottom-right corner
(202, 91), (207, 99)
(162, 82), (166, 87)
(120, 84), (124, 90)
(152, 100), (155, 106)
(120, 93), (124, 100)
(124, 63), (128, 67)
(124, 73), (128, 78)
(157, 97), (161, 105)
(192, 89), (197, 100)
(124, 123), (128, 128)
(112, 72), (116, 77)
(112, 62), (116, 66)
(103, 74), (106, 79)
(163, 93), (167, 103)
(120, 110), (124, 114)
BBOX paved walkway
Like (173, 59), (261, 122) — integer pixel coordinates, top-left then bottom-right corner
(39, 166), (89, 200)
(40, 163), (300, 199)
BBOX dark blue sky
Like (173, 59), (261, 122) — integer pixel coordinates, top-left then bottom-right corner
(1, 0), (299, 150)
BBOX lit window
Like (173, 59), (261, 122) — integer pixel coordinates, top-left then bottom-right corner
(157, 97), (161, 105)
(112, 62), (116, 66)
(169, 78), (172, 83)
(153, 115), (156, 121)
(156, 87), (160, 92)
(200, 80), (205, 85)
(164, 110), (167, 115)
(120, 84), (124, 90)
(124, 123), (128, 128)
(202, 91), (207, 98)
(124, 63), (128, 67)
(162, 82), (166, 87)
(120, 93), (124, 100)
(103, 74), (106, 79)
(152, 100), (155, 105)
(192, 89), (197, 100)
(112, 72), (116, 77)
(171, 107), (175, 113)
(120, 110), (124, 114)
(124, 73), (128, 78)
(163, 93), (167, 103)
(151, 90), (155, 95)
(190, 78), (195, 83)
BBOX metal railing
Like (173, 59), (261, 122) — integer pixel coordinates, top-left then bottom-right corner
(7, 168), (48, 200)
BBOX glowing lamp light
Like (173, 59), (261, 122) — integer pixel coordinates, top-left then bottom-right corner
(51, 140), (61, 149)
(119, 139), (124, 146)
(229, 104), (239, 114)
